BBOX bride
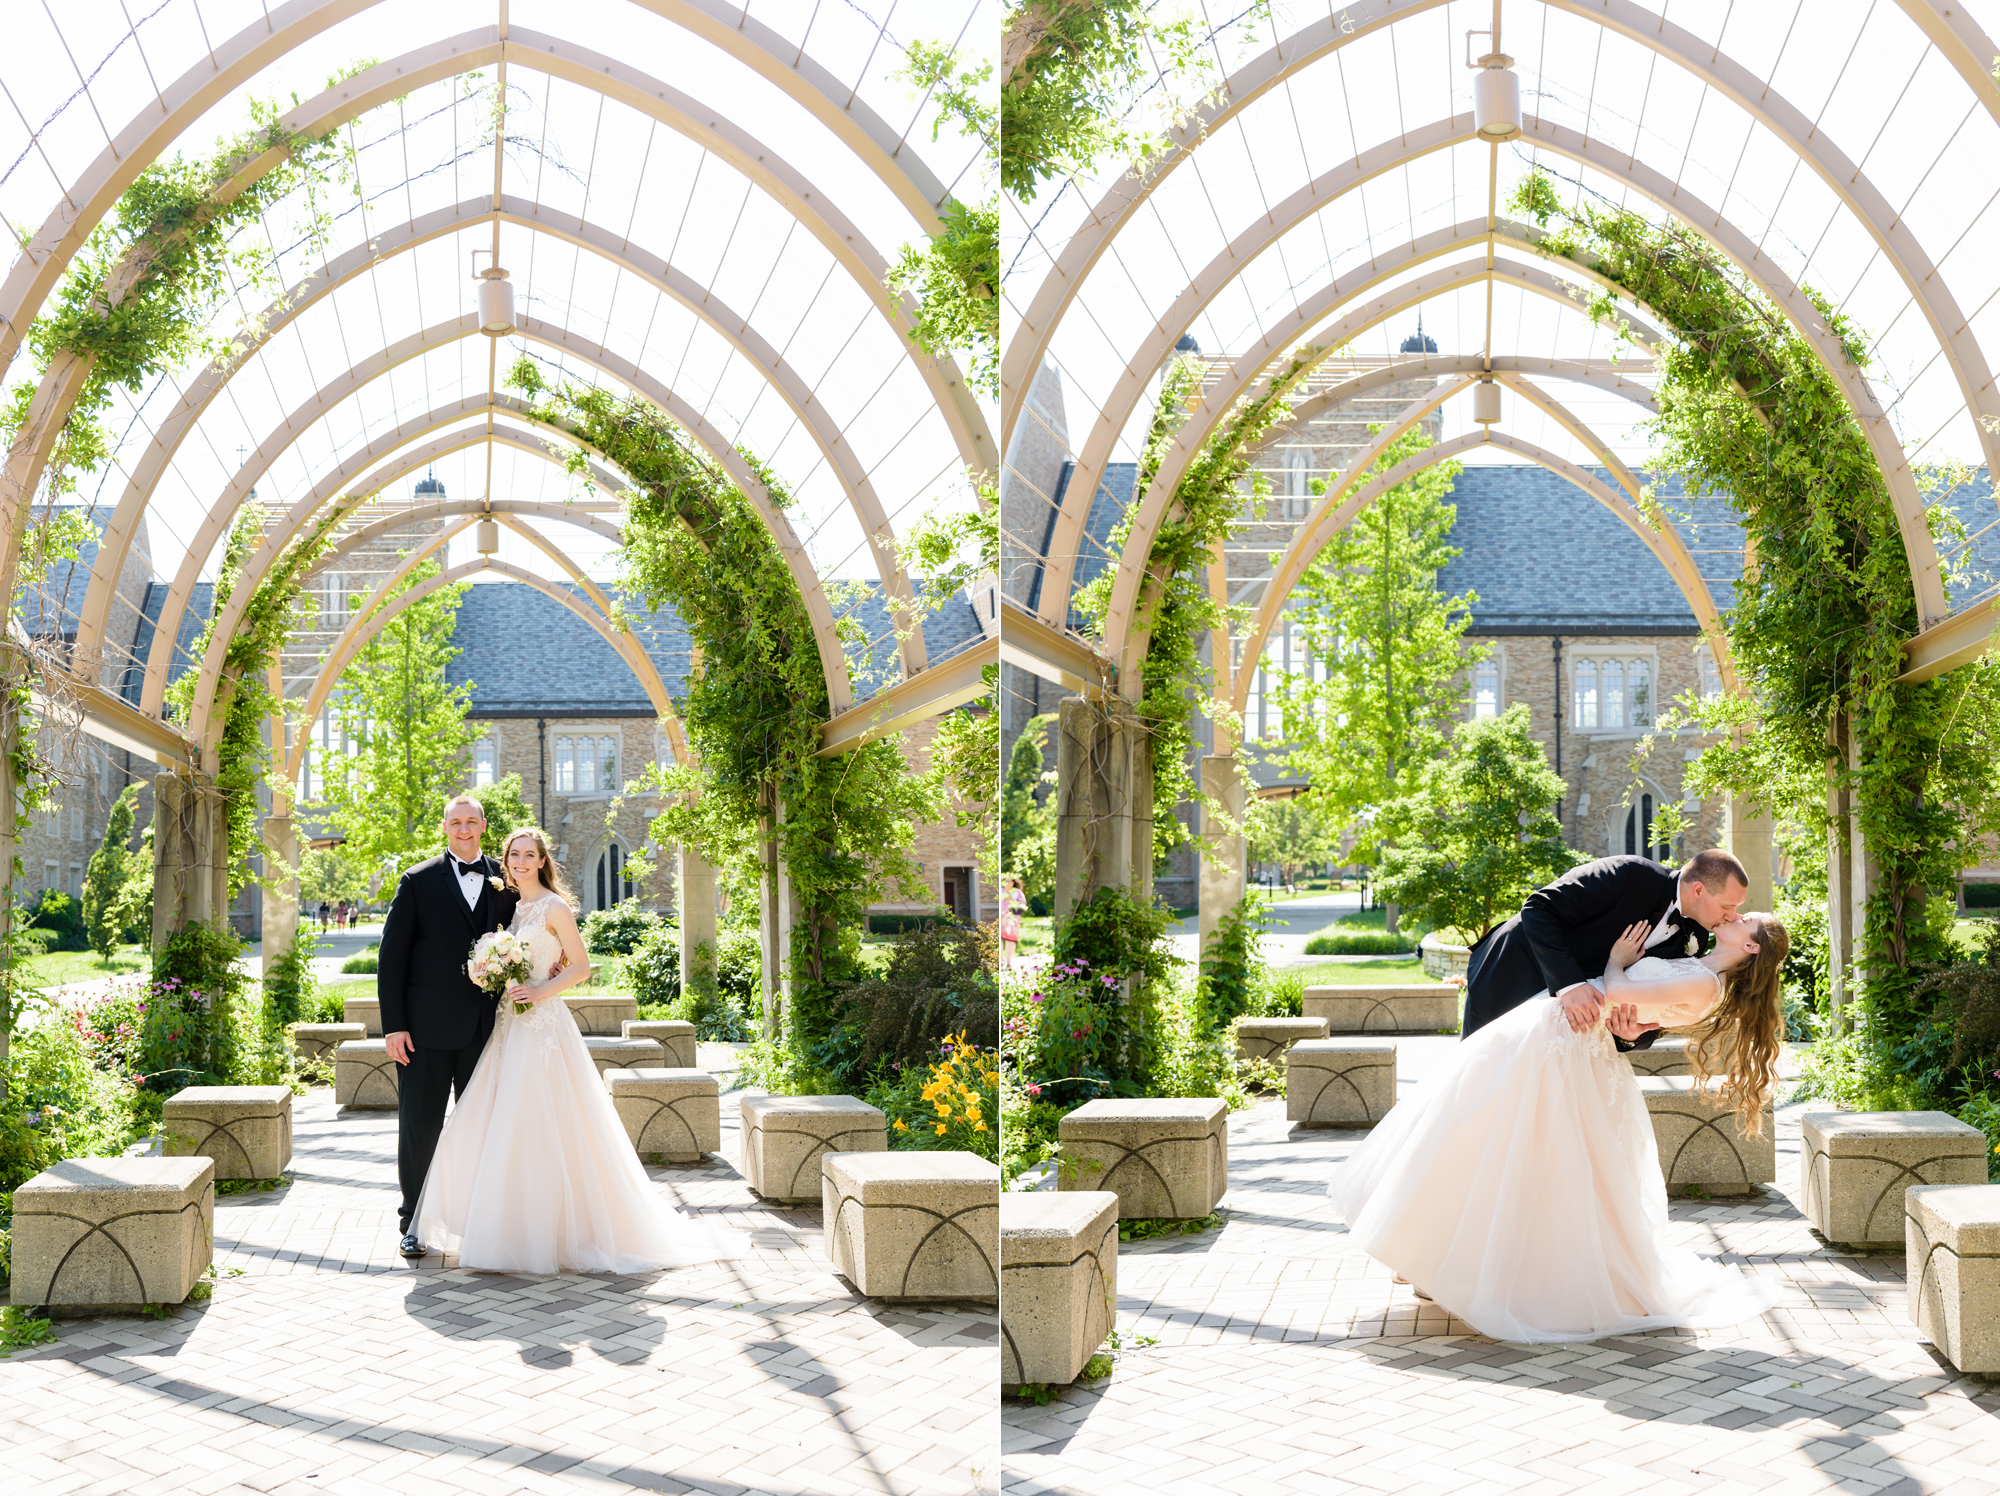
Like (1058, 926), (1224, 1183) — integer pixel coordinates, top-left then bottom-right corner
(412, 827), (747, 1273)
(1328, 912), (1789, 1343)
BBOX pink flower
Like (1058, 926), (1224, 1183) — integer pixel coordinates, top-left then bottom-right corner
(1026, 1083), (1042, 1096)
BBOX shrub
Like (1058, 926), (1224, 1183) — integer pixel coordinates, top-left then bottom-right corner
(626, 923), (682, 1007)
(264, 931), (319, 1029)
(138, 921), (248, 1092)
(826, 923), (998, 1089)
(4, 1009), (146, 1187)
(1301, 930), (1419, 956)
(26, 890), (89, 953)
(340, 953), (379, 973)
(1965, 882), (2000, 909)
(1194, 892), (1264, 1032)
(583, 903), (661, 955)
(868, 1033), (997, 1161)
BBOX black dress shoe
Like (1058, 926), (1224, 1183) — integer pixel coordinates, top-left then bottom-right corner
(398, 1232), (427, 1258)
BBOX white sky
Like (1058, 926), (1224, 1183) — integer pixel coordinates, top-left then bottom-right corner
(1, 0), (998, 661)
(1004, 0), (2000, 505)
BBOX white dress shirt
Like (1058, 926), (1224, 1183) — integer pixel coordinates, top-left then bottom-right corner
(1644, 885), (1685, 950)
(453, 857), (485, 909)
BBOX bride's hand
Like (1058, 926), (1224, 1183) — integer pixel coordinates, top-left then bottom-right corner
(1608, 920), (1651, 970)
(505, 981), (541, 1005)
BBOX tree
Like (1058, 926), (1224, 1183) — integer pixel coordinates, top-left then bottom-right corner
(310, 559), (478, 875)
(1372, 706), (1580, 945)
(467, 773), (535, 857)
(82, 784), (141, 963)
(299, 848), (371, 909)
(1266, 428), (1484, 918)
(1247, 794), (1337, 890)
(1001, 714), (1057, 905)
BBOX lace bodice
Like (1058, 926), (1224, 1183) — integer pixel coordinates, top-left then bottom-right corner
(510, 893), (568, 983)
(1598, 954), (1722, 1027)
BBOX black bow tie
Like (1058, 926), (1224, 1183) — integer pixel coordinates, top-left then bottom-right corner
(454, 858), (484, 878)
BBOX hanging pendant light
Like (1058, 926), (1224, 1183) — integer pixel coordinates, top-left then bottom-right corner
(476, 267), (515, 335)
(476, 515), (500, 553)
(1467, 32), (1522, 141)
(1473, 378), (1503, 424)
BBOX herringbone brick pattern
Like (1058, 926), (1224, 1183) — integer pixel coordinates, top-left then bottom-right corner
(1003, 1036), (2000, 1496)
(1, 1088), (998, 1496)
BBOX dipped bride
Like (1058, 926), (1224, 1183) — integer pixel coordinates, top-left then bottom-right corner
(413, 827), (746, 1273)
(1328, 912), (1789, 1342)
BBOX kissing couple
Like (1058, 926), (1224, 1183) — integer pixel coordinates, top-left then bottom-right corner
(1329, 849), (1790, 1342)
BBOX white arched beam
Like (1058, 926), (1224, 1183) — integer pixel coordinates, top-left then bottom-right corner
(1007, 0), (2000, 496)
(1054, 112), (1945, 654)
(74, 197), (914, 684)
(301, 498), (623, 583)
(284, 557), (678, 784)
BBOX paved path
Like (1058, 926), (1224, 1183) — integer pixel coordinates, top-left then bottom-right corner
(1002, 1037), (2000, 1496)
(3, 1088), (998, 1496)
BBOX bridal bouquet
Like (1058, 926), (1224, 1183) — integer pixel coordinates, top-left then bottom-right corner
(468, 930), (536, 1014)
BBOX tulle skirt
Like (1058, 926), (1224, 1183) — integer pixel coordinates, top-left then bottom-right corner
(414, 998), (747, 1274)
(1327, 993), (1779, 1343)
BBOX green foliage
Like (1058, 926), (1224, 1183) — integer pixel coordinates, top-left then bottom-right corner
(1120, 1212), (1223, 1243)
(869, 1036), (998, 1161)
(1301, 930), (1419, 956)
(506, 363), (939, 1051)
(263, 930), (318, 1032)
(582, 903), (660, 956)
(887, 199), (999, 399)
(467, 773), (535, 858)
(339, 952), (378, 974)
(1508, 165), (2000, 1119)
(1268, 430), (1482, 861)
(1194, 892), (1264, 1033)
(83, 786), (142, 961)
(4, 1005), (150, 1188)
(824, 923), (999, 1089)
(626, 921), (682, 1005)
(1246, 796), (1339, 889)
(1373, 706), (1581, 945)
(1001, 714), (1057, 902)
(140, 921), (249, 1092)
(1054, 883), (1179, 994)
(310, 558), (478, 876)
(0, 1306), (56, 1355)
(26, 890), (88, 953)
(299, 849), (370, 908)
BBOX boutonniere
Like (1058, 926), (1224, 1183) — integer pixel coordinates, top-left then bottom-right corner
(1684, 933), (1700, 957)
(489, 876), (506, 892)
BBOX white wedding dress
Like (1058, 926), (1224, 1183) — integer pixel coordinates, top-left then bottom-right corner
(1327, 955), (1780, 1343)
(413, 892), (747, 1273)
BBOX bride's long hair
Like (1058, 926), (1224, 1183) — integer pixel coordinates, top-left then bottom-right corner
(500, 826), (577, 906)
(1687, 912), (1790, 1137)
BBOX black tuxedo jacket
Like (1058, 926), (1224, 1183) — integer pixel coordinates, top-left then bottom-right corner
(377, 852), (520, 1050)
(1462, 855), (1713, 1046)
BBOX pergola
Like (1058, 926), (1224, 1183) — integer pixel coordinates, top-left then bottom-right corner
(999, 0), (2000, 949)
(0, 0), (1000, 969)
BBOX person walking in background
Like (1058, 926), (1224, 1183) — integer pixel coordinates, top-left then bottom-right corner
(999, 874), (1027, 969)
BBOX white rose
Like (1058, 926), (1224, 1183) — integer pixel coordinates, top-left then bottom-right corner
(489, 876), (505, 891)
(1684, 933), (1699, 956)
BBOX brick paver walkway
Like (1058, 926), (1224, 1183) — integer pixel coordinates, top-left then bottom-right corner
(1003, 1037), (2000, 1496)
(3, 1087), (997, 1496)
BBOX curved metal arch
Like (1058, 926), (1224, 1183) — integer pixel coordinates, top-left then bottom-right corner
(1049, 111), (1946, 653)
(1006, 0), (2000, 490)
(75, 195), (923, 684)
(1106, 253), (1666, 652)
(164, 312), (879, 738)
(1229, 428), (1725, 716)
(284, 556), (676, 784)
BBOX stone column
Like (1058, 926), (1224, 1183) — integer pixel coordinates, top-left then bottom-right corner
(0, 677), (16, 1101)
(1197, 754), (1247, 962)
(1053, 696), (1151, 922)
(261, 812), (300, 969)
(677, 843), (718, 1003)
(1724, 792), (1773, 911)
(152, 772), (228, 949)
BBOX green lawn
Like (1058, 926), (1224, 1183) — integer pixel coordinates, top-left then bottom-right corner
(21, 943), (149, 987)
(1275, 956), (1434, 984)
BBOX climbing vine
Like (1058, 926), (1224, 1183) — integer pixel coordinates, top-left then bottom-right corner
(1509, 166), (2000, 1105)
(504, 358), (940, 1040)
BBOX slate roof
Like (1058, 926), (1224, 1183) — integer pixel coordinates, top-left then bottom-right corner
(124, 581), (214, 702)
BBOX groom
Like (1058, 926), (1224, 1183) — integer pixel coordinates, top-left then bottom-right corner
(377, 794), (519, 1258)
(1463, 848), (1750, 1050)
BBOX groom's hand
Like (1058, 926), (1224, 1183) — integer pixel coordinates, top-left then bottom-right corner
(1606, 1004), (1660, 1044)
(1557, 983), (1602, 1033)
(385, 1030), (414, 1065)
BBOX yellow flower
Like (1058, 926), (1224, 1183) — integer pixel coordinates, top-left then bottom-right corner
(893, 1120), (908, 1132)
(933, 1123), (947, 1135)
(973, 1120), (987, 1132)
(935, 1103), (951, 1117)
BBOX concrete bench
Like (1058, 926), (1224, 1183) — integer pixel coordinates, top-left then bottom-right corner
(1058, 1098), (1228, 1219)
(565, 994), (637, 1036)
(1233, 1016), (1328, 1064)
(1287, 1040), (1396, 1127)
(10, 1158), (214, 1313)
(342, 996), (382, 1037)
(606, 1068), (721, 1162)
(1802, 1111), (1989, 1246)
(1001, 1191), (1118, 1386)
(334, 1039), (400, 1110)
(581, 1035), (665, 1079)
(1626, 1036), (1693, 1077)
(162, 1085), (293, 1180)
(624, 1018), (697, 1068)
(739, 1094), (888, 1201)
(289, 1022), (365, 1064)
(1638, 1077), (1775, 1196)
(1302, 984), (1461, 1035)
(1907, 1183), (2000, 1374)
(823, 1151), (999, 1302)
